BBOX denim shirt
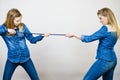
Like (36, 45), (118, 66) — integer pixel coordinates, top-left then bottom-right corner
(0, 23), (44, 63)
(81, 25), (118, 61)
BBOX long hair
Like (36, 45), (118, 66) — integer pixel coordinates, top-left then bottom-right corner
(4, 8), (23, 32)
(97, 8), (120, 38)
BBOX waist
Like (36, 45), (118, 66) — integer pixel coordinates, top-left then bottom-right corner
(96, 49), (117, 61)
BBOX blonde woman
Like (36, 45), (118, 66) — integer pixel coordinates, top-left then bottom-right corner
(0, 8), (50, 80)
(66, 8), (120, 80)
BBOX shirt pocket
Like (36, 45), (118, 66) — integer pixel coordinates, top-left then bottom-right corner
(5, 33), (15, 38)
(17, 32), (24, 38)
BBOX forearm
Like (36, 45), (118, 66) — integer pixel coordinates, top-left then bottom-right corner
(73, 34), (81, 40)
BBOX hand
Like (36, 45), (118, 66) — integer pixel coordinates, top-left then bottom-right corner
(8, 29), (16, 35)
(43, 32), (51, 37)
(65, 33), (74, 38)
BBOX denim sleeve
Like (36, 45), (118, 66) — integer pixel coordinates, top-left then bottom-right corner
(0, 25), (8, 35)
(81, 26), (107, 42)
(23, 24), (44, 43)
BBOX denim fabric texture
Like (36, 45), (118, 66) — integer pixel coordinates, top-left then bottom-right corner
(81, 25), (118, 80)
(3, 58), (40, 80)
(81, 25), (118, 61)
(83, 59), (117, 80)
(0, 23), (44, 63)
(0, 23), (43, 80)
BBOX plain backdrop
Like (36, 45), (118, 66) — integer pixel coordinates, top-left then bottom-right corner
(0, 0), (120, 80)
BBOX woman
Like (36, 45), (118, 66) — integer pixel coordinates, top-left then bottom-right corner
(66, 8), (120, 80)
(0, 8), (50, 80)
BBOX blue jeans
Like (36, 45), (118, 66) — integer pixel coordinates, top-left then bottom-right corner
(3, 58), (40, 80)
(83, 59), (117, 80)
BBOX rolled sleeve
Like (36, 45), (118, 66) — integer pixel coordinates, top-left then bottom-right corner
(23, 23), (44, 43)
(81, 35), (85, 41)
(81, 26), (108, 43)
(29, 35), (44, 43)
(0, 25), (8, 35)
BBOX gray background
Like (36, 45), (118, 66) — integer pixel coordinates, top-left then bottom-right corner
(0, 0), (120, 80)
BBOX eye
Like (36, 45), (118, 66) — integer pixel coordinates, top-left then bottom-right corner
(99, 17), (102, 20)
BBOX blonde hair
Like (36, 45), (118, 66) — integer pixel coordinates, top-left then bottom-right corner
(97, 8), (120, 38)
(4, 8), (23, 32)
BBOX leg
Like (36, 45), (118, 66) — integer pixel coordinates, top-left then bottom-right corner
(83, 59), (116, 80)
(83, 60), (102, 80)
(21, 58), (40, 80)
(102, 61), (117, 80)
(3, 59), (18, 80)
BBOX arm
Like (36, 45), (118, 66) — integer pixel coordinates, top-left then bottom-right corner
(0, 25), (16, 35)
(65, 33), (81, 39)
(81, 26), (107, 42)
(23, 24), (50, 43)
(0, 25), (7, 34)
(66, 26), (108, 42)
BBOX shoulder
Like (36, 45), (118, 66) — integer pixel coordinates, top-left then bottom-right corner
(98, 25), (108, 32)
(21, 23), (28, 30)
(101, 25), (107, 29)
(0, 24), (7, 29)
(22, 23), (27, 27)
(21, 23), (30, 32)
(104, 25), (116, 32)
(0, 24), (6, 27)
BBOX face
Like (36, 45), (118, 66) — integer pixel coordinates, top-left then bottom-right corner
(13, 16), (22, 27)
(98, 15), (108, 25)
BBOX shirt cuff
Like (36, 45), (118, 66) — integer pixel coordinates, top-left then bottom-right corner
(80, 35), (85, 41)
